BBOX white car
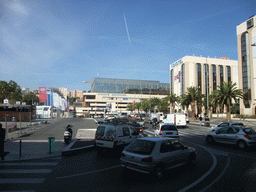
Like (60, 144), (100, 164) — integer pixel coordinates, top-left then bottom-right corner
(154, 123), (179, 139)
(120, 137), (196, 179)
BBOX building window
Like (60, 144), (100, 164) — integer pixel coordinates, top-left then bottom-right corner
(219, 65), (223, 84)
(241, 32), (251, 108)
(211, 65), (216, 90)
(181, 64), (185, 95)
(204, 64), (209, 95)
(226, 66), (231, 82)
(196, 63), (202, 92)
(170, 69), (174, 94)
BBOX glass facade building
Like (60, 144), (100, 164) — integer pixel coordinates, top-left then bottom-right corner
(91, 78), (169, 95)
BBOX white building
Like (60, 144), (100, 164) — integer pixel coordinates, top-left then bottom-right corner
(237, 15), (256, 115)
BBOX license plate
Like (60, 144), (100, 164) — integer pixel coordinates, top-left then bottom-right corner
(166, 132), (173, 135)
(97, 143), (103, 145)
(129, 163), (137, 168)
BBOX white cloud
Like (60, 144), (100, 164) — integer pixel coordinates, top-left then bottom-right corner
(7, 0), (29, 16)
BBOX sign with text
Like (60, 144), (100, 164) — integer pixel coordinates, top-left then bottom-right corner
(39, 87), (47, 103)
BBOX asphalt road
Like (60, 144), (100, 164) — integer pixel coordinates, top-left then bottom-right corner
(1, 119), (256, 192)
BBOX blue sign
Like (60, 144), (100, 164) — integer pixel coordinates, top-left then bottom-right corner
(154, 105), (157, 109)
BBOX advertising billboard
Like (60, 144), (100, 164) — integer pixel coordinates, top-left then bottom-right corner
(39, 87), (47, 103)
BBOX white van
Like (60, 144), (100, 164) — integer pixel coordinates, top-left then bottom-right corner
(94, 122), (143, 152)
(162, 114), (187, 128)
(175, 114), (187, 127)
(162, 114), (175, 124)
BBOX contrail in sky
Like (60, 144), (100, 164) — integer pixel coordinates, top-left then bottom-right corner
(123, 13), (131, 43)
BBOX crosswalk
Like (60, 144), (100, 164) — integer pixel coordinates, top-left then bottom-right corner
(0, 157), (62, 192)
(144, 126), (213, 138)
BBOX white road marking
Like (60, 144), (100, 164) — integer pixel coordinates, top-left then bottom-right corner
(0, 178), (45, 184)
(0, 169), (52, 174)
(0, 162), (58, 166)
(178, 141), (217, 192)
(55, 165), (121, 180)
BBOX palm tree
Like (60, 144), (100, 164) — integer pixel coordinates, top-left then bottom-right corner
(166, 93), (178, 113)
(213, 81), (244, 121)
(186, 86), (199, 121)
(180, 94), (190, 114)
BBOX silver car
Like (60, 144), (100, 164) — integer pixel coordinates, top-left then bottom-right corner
(205, 126), (256, 150)
(120, 137), (196, 179)
(154, 123), (179, 139)
(211, 122), (244, 130)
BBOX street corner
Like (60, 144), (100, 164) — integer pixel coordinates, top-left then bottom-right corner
(61, 138), (95, 157)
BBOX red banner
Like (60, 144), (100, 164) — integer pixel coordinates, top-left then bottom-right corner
(39, 87), (47, 103)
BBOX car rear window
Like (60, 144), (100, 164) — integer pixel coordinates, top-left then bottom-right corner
(125, 140), (155, 155)
(243, 128), (256, 134)
(96, 126), (105, 136)
(161, 125), (177, 131)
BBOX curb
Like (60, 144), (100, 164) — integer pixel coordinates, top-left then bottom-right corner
(61, 138), (95, 156)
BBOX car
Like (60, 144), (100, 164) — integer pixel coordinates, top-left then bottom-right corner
(137, 120), (145, 128)
(120, 137), (196, 179)
(154, 123), (179, 139)
(94, 120), (143, 153)
(205, 126), (256, 150)
(127, 121), (144, 133)
(211, 122), (244, 129)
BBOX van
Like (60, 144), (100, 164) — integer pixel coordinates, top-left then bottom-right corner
(175, 114), (187, 128)
(162, 114), (187, 128)
(94, 122), (143, 153)
(162, 114), (175, 124)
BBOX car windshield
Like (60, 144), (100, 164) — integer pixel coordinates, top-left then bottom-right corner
(243, 128), (256, 134)
(96, 126), (105, 136)
(125, 140), (155, 155)
(161, 125), (176, 131)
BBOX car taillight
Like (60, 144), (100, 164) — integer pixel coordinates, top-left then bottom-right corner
(159, 129), (162, 132)
(244, 135), (251, 140)
(139, 129), (143, 132)
(142, 157), (153, 163)
(121, 152), (125, 157)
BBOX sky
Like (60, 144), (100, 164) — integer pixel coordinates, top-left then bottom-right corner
(0, 0), (255, 92)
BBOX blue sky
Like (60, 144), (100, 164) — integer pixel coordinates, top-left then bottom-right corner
(0, 0), (255, 91)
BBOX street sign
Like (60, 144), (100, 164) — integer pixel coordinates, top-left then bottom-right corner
(154, 105), (157, 109)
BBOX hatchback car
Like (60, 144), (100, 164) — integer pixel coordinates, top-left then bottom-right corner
(120, 137), (196, 179)
(205, 126), (256, 150)
(154, 123), (179, 139)
(211, 122), (244, 129)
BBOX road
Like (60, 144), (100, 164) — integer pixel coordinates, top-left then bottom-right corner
(1, 118), (256, 192)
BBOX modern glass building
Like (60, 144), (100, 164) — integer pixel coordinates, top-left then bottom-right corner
(237, 15), (256, 115)
(91, 78), (169, 95)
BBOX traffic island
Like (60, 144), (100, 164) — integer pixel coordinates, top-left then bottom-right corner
(61, 139), (95, 156)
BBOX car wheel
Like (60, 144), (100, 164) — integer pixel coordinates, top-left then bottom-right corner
(154, 165), (164, 179)
(206, 136), (215, 144)
(237, 140), (247, 150)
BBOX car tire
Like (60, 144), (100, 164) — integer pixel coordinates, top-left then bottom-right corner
(154, 165), (164, 179)
(237, 140), (247, 150)
(206, 136), (215, 144)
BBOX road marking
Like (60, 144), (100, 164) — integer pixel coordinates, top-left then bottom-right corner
(0, 169), (52, 174)
(0, 162), (58, 166)
(0, 178), (45, 184)
(12, 140), (63, 142)
(178, 141), (217, 192)
(55, 165), (121, 180)
(200, 156), (231, 192)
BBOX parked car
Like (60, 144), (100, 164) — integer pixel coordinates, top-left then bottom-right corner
(120, 137), (196, 179)
(205, 126), (256, 150)
(211, 122), (244, 129)
(154, 123), (179, 139)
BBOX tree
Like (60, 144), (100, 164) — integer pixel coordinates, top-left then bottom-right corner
(185, 86), (199, 121)
(180, 94), (190, 114)
(134, 102), (141, 113)
(22, 94), (39, 105)
(158, 98), (169, 113)
(0, 80), (22, 104)
(141, 99), (150, 114)
(213, 81), (244, 121)
(127, 103), (135, 112)
(165, 93), (178, 113)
